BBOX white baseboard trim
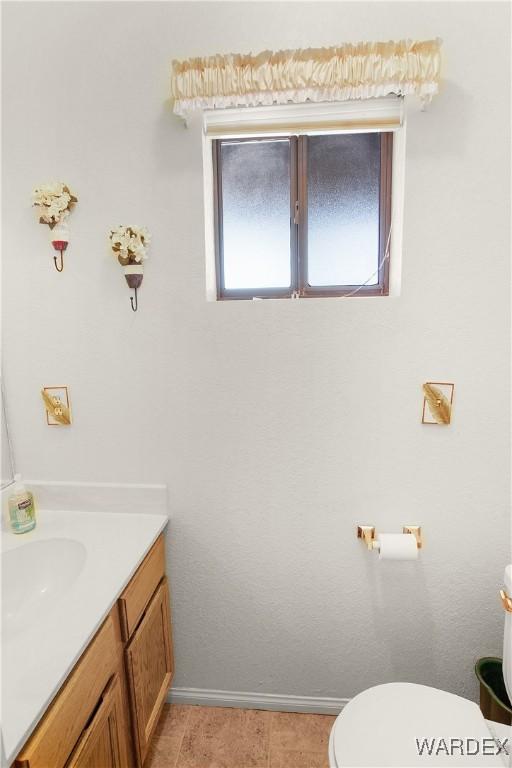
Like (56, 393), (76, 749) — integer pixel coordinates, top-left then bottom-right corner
(167, 687), (348, 715)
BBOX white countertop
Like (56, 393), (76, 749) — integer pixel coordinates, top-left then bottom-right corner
(1, 509), (168, 766)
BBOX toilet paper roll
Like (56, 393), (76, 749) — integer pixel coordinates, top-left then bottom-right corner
(378, 533), (418, 561)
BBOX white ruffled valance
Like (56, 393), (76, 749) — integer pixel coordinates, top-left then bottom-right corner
(171, 39), (441, 117)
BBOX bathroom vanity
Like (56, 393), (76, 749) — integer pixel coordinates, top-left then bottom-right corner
(2, 510), (173, 768)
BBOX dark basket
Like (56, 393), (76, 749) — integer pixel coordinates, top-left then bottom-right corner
(475, 657), (512, 725)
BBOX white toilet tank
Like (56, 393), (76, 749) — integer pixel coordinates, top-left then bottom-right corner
(503, 565), (512, 705)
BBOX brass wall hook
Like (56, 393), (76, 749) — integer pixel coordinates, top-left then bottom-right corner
(357, 525), (376, 550)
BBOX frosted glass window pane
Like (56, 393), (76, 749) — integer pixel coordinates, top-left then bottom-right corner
(307, 134), (381, 287)
(220, 139), (291, 290)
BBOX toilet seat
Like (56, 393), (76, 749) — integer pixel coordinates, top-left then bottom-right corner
(329, 682), (508, 767)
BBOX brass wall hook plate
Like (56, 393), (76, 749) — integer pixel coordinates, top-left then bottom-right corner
(500, 589), (512, 613)
(422, 382), (454, 425)
(41, 386), (72, 425)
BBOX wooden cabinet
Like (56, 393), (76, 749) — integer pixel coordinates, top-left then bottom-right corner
(14, 533), (173, 768)
(125, 579), (174, 766)
(14, 612), (130, 768)
(66, 676), (128, 768)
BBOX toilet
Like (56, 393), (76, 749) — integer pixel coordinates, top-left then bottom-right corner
(329, 565), (512, 767)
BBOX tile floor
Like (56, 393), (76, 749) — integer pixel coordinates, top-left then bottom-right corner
(146, 705), (335, 768)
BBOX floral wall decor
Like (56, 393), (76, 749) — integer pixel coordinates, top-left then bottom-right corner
(108, 225), (151, 311)
(32, 182), (78, 272)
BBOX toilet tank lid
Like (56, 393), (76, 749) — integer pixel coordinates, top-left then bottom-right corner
(505, 565), (512, 593)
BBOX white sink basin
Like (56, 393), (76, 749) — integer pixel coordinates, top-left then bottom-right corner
(2, 538), (87, 636)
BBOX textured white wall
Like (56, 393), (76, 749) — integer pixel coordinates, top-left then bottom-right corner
(2, 1), (510, 702)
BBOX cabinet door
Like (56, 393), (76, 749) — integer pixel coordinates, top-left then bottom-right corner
(125, 578), (174, 766)
(66, 675), (129, 768)
(15, 612), (130, 768)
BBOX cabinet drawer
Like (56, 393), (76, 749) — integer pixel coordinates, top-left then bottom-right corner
(118, 534), (165, 641)
(15, 614), (118, 768)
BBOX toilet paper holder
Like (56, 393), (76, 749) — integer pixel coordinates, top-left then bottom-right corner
(357, 525), (422, 550)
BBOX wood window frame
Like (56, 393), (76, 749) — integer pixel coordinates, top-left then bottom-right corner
(213, 132), (393, 300)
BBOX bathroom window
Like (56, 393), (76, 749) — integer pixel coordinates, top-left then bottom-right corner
(212, 132), (393, 299)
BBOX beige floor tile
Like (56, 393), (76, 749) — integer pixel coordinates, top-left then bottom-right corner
(270, 713), (335, 753)
(145, 734), (187, 768)
(145, 705), (193, 768)
(147, 705), (334, 768)
(158, 704), (194, 735)
(269, 749), (330, 768)
(176, 706), (271, 768)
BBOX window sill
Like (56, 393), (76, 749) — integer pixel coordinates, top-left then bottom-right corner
(208, 292), (400, 303)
